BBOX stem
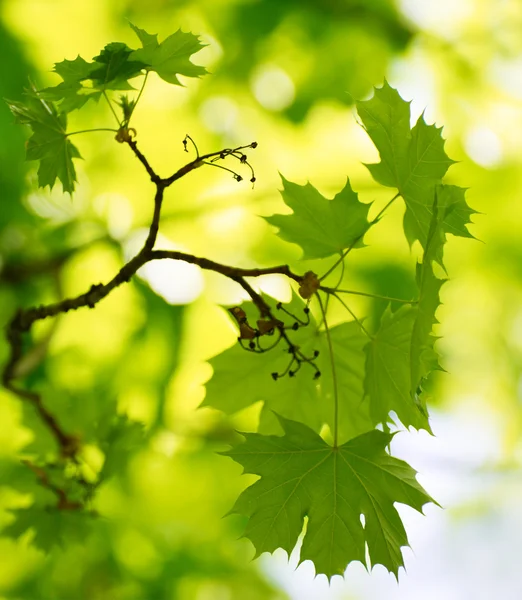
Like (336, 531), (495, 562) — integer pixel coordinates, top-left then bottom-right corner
(67, 128), (119, 137)
(317, 293), (339, 447)
(103, 91), (121, 126)
(129, 71), (149, 122)
(331, 292), (373, 339)
(322, 287), (417, 304)
(319, 192), (400, 282)
(1, 136), (278, 511)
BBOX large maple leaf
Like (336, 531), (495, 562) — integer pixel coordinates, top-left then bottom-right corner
(224, 415), (436, 578)
(356, 81), (475, 249)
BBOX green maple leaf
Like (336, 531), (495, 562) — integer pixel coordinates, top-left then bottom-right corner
(3, 507), (93, 552)
(364, 305), (431, 431)
(129, 23), (207, 85)
(7, 86), (80, 193)
(54, 55), (96, 81)
(356, 81), (475, 249)
(90, 42), (146, 90)
(96, 413), (145, 481)
(410, 189), (447, 402)
(224, 415), (435, 578)
(40, 56), (101, 112)
(41, 44), (146, 114)
(203, 294), (373, 442)
(437, 184), (475, 239)
(265, 176), (371, 260)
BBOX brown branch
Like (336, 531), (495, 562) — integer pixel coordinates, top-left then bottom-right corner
(126, 138), (161, 184)
(1, 136), (303, 510)
(0, 254), (69, 284)
(149, 250), (302, 284)
(22, 460), (83, 511)
(125, 137), (258, 188)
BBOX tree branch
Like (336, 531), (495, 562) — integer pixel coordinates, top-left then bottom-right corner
(1, 137), (305, 510)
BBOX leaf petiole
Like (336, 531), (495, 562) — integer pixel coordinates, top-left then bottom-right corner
(322, 287), (418, 305)
(67, 128), (119, 137)
(102, 90), (121, 126)
(330, 292), (373, 340)
(128, 71), (149, 123)
(316, 292), (339, 447)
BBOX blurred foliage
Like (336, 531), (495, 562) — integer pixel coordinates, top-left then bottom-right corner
(125, 0), (414, 121)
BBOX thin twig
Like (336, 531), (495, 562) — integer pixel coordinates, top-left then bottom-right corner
(1, 136), (295, 511)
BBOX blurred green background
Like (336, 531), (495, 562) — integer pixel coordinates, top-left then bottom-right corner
(1, 0), (522, 598)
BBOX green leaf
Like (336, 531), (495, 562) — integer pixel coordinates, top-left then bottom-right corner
(90, 42), (146, 90)
(224, 415), (435, 578)
(410, 187), (448, 406)
(40, 81), (101, 113)
(41, 48), (142, 113)
(203, 295), (373, 442)
(437, 184), (476, 239)
(356, 81), (475, 248)
(129, 22), (158, 48)
(54, 55), (97, 82)
(97, 414), (145, 481)
(7, 87), (80, 193)
(130, 24), (207, 85)
(364, 305), (431, 431)
(3, 507), (93, 552)
(40, 56), (101, 113)
(265, 176), (371, 259)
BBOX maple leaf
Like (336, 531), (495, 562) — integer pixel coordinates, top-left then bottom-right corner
(224, 415), (436, 579)
(130, 23), (207, 85)
(3, 507), (93, 552)
(203, 294), (373, 443)
(265, 176), (371, 259)
(7, 86), (80, 193)
(40, 56), (102, 113)
(364, 305), (431, 431)
(90, 42), (146, 90)
(410, 187), (448, 404)
(41, 46), (145, 113)
(97, 414), (145, 481)
(356, 81), (475, 249)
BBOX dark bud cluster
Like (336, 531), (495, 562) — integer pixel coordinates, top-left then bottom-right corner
(199, 140), (258, 187)
(230, 301), (320, 380)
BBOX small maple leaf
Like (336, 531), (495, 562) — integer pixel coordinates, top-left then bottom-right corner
(265, 176), (371, 259)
